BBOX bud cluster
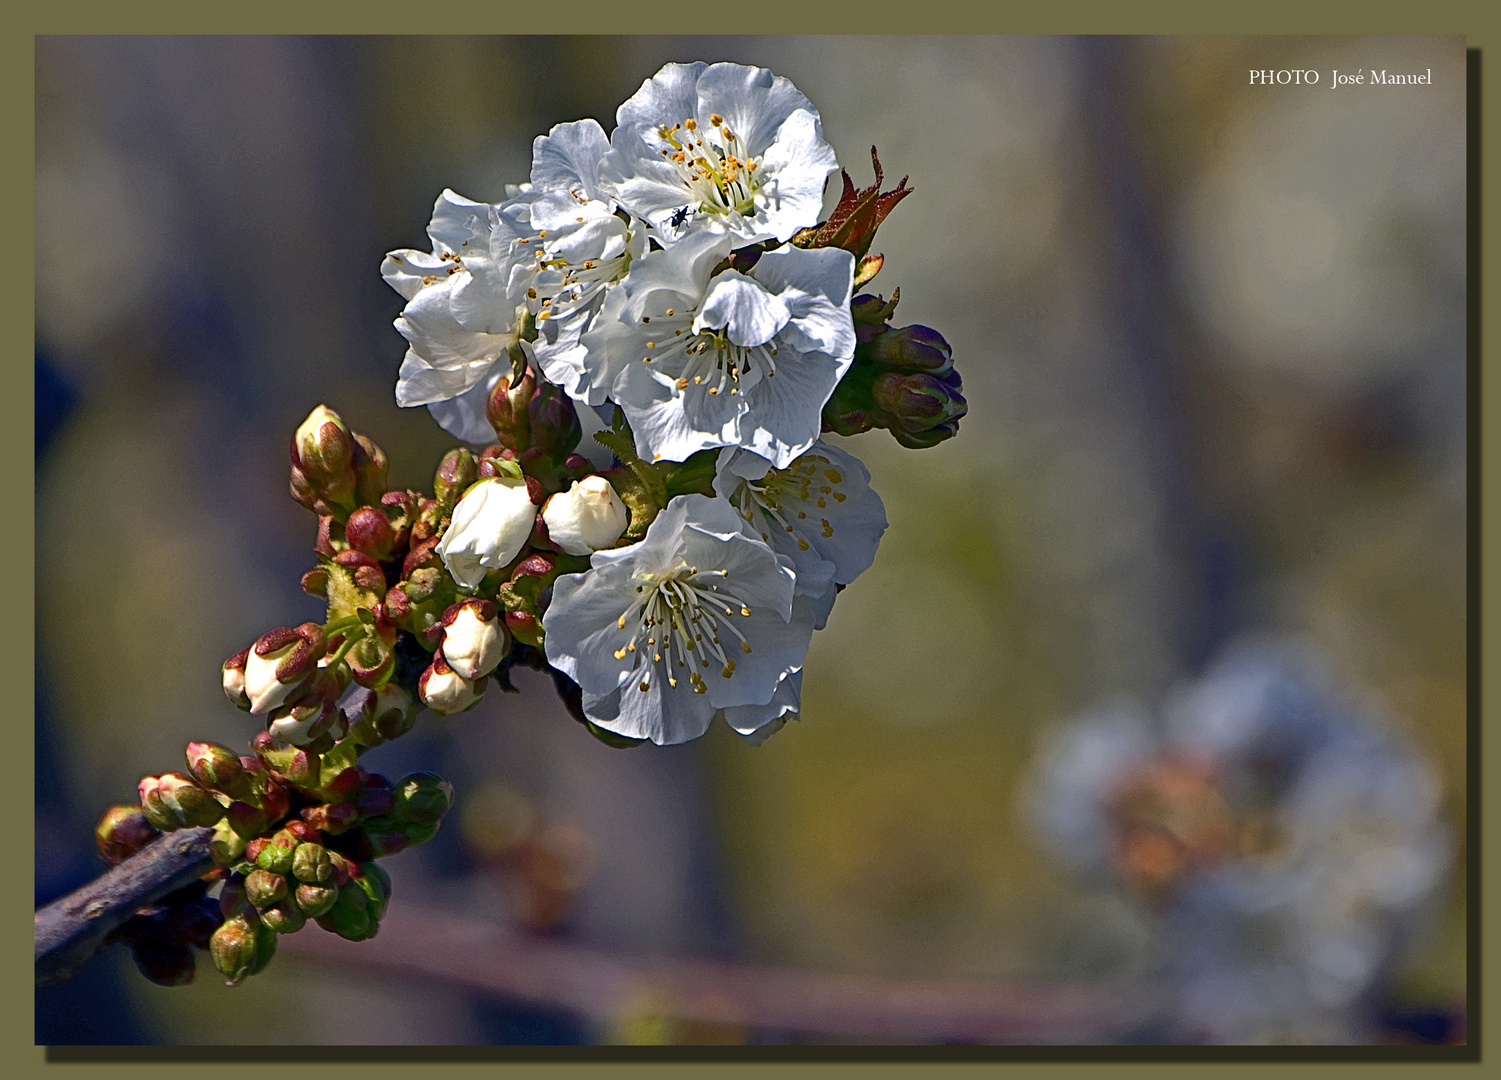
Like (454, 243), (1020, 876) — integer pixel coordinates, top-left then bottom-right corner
(821, 290), (967, 448)
(101, 729), (455, 985)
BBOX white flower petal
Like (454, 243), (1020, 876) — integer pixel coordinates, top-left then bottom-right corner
(733, 348), (847, 469)
(424, 368), (506, 444)
(530, 118), (613, 205)
(693, 270), (791, 347)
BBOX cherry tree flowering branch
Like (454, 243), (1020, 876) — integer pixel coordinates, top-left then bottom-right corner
(42, 59), (968, 996)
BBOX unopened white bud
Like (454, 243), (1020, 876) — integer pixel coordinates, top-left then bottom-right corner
(441, 600), (508, 681)
(436, 477), (537, 590)
(419, 657), (486, 715)
(542, 475), (629, 556)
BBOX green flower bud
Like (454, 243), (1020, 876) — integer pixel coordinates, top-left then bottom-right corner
(344, 506), (397, 562)
(352, 861), (392, 923)
(95, 805), (158, 865)
(292, 842), (334, 885)
(210, 913), (275, 985)
(527, 377), (582, 456)
(255, 830), (299, 876)
(294, 882), (338, 918)
(400, 819), (441, 847)
(292, 405), (358, 514)
(392, 773), (454, 826)
(352, 433), (389, 508)
(244, 868), (288, 908)
(259, 900), (307, 936)
(865, 322), (952, 375)
(433, 448), (478, 518)
(348, 683), (419, 748)
(315, 883), (375, 942)
(185, 742), (254, 801)
(139, 773), (224, 830)
(486, 368), (535, 452)
(871, 369), (966, 448)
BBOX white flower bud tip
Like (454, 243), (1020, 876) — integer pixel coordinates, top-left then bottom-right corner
(245, 644), (301, 715)
(441, 601), (508, 681)
(420, 660), (485, 715)
(542, 475), (629, 556)
(435, 476), (537, 590)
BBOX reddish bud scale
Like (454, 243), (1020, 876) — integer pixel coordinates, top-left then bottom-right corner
(511, 552), (557, 582)
(315, 516), (338, 558)
(402, 539), (441, 579)
(324, 765), (371, 801)
(505, 609), (540, 646)
(301, 568), (330, 597)
(244, 838), (270, 864)
(260, 782), (291, 824)
(352, 433), (389, 507)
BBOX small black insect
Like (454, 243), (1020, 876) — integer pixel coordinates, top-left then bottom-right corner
(668, 205), (692, 228)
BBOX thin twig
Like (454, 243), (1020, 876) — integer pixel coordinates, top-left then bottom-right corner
(34, 826), (216, 986)
(279, 904), (1160, 1043)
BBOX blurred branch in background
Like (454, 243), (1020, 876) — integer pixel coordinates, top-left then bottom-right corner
(1079, 36), (1227, 675)
(278, 903), (1161, 1044)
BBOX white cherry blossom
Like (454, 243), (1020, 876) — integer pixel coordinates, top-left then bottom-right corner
(602, 62), (838, 245)
(714, 441), (886, 611)
(541, 493), (816, 745)
(578, 230), (855, 467)
(382, 190), (538, 442)
(542, 475), (629, 556)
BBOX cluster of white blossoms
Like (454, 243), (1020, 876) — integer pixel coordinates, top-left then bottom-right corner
(382, 62), (925, 746)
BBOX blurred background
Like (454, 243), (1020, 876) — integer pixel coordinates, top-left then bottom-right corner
(35, 35), (1467, 1045)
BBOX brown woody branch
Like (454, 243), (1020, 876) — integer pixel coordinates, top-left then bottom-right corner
(34, 825), (216, 986)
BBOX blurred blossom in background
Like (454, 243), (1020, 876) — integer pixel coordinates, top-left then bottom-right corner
(35, 35), (1466, 1045)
